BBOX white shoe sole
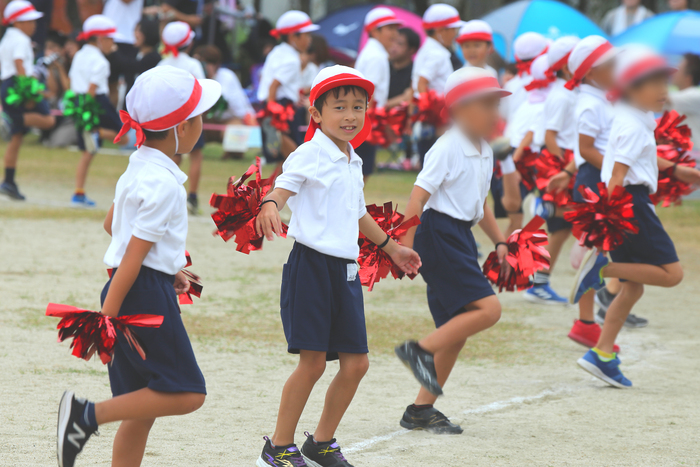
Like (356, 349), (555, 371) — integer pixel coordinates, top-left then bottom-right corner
(569, 248), (598, 304)
(57, 390), (74, 467)
(256, 456), (270, 467)
(524, 292), (569, 306)
(302, 455), (322, 467)
(577, 358), (630, 389)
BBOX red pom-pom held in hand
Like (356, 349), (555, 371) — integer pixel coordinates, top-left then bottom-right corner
(46, 303), (164, 364)
(357, 202), (421, 291)
(514, 148), (540, 192)
(564, 182), (639, 251)
(412, 90), (448, 128)
(535, 149), (575, 207)
(178, 251), (203, 305)
(651, 111), (697, 207)
(365, 104), (409, 148)
(482, 216), (550, 292)
(210, 157), (287, 254)
(654, 110), (693, 153)
(256, 101), (296, 133)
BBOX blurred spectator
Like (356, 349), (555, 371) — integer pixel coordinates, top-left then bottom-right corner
(34, 31), (70, 106)
(106, 18), (161, 94)
(145, 0), (203, 30)
(195, 0), (233, 63)
(667, 53), (700, 148)
(601, 0), (654, 36)
(28, 0), (52, 51)
(102, 0), (143, 49)
(668, 0), (688, 10)
(64, 33), (80, 70)
(387, 27), (419, 108)
(300, 48), (318, 93)
(308, 34), (332, 68)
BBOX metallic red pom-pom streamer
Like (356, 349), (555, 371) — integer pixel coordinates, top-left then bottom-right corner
(411, 90), (448, 128)
(535, 149), (575, 207)
(179, 251), (203, 305)
(357, 202), (420, 291)
(564, 182), (639, 251)
(655, 110), (693, 153)
(46, 303), (164, 364)
(256, 101), (296, 133)
(651, 112), (697, 207)
(210, 157), (286, 254)
(365, 104), (409, 147)
(514, 147), (540, 191)
(482, 216), (550, 292)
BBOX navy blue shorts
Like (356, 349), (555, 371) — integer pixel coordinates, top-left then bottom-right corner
(281, 242), (367, 361)
(1, 77), (51, 135)
(355, 141), (376, 176)
(76, 94), (122, 151)
(573, 162), (601, 203)
(102, 266), (206, 396)
(546, 216), (572, 233)
(609, 185), (678, 266)
(414, 209), (495, 328)
(279, 98), (305, 146)
(192, 132), (206, 150)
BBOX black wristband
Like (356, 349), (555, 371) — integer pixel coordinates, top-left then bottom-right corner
(563, 169), (574, 177)
(672, 163), (678, 174)
(378, 233), (391, 249)
(260, 199), (278, 209)
(495, 242), (508, 250)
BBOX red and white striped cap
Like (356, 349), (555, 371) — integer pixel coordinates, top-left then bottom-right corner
(77, 14), (118, 41)
(614, 44), (676, 91)
(115, 66), (222, 147)
(162, 21), (195, 57)
(566, 35), (619, 90)
(422, 3), (465, 31)
(546, 36), (580, 76)
(270, 10), (319, 39)
(456, 20), (493, 44)
(364, 7), (403, 32)
(305, 65), (375, 149)
(525, 55), (556, 91)
(2, 0), (43, 26)
(514, 32), (549, 76)
(444, 66), (510, 108)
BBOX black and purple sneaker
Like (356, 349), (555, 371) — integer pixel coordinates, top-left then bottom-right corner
(400, 405), (464, 435)
(301, 432), (353, 467)
(256, 436), (308, 467)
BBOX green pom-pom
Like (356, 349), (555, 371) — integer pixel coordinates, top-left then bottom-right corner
(62, 91), (104, 132)
(5, 76), (45, 107)
(206, 96), (229, 120)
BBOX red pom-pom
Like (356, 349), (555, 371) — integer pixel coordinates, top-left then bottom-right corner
(178, 250), (203, 305)
(564, 182), (639, 251)
(482, 216), (550, 292)
(357, 202), (420, 291)
(514, 147), (540, 191)
(655, 110), (693, 153)
(412, 90), (448, 128)
(535, 149), (575, 207)
(256, 101), (296, 133)
(365, 104), (409, 147)
(651, 112), (697, 207)
(46, 303), (164, 364)
(210, 157), (287, 254)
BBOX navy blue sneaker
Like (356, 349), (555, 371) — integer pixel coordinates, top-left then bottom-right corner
(531, 197), (555, 220)
(569, 248), (608, 304)
(577, 349), (632, 388)
(71, 193), (96, 208)
(525, 284), (569, 305)
(0, 181), (25, 200)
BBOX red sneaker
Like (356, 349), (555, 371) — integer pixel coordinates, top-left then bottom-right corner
(567, 320), (620, 353)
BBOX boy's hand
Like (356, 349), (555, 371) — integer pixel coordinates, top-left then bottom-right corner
(173, 271), (191, 295)
(255, 202), (283, 241)
(674, 165), (700, 185)
(388, 245), (422, 275)
(496, 243), (512, 282)
(547, 171), (572, 194)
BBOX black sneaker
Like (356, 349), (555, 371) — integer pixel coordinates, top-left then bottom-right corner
(187, 194), (199, 215)
(0, 181), (25, 200)
(400, 405), (463, 434)
(395, 340), (443, 396)
(301, 433), (353, 467)
(256, 436), (308, 467)
(596, 308), (649, 328)
(594, 288), (615, 312)
(57, 391), (98, 467)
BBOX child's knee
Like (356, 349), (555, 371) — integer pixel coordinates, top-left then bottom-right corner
(183, 393), (205, 413)
(665, 266), (683, 287)
(502, 196), (521, 213)
(622, 282), (644, 301)
(487, 303), (502, 326)
(299, 355), (327, 381)
(341, 355), (370, 380)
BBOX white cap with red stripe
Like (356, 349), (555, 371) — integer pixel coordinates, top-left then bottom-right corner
(565, 35), (619, 90)
(77, 15), (118, 41)
(2, 0), (43, 26)
(547, 36), (580, 73)
(444, 67), (511, 108)
(456, 20), (493, 44)
(115, 66), (222, 148)
(162, 21), (195, 56)
(614, 44), (676, 90)
(364, 7), (403, 32)
(422, 3), (465, 30)
(271, 10), (319, 38)
(514, 32), (549, 62)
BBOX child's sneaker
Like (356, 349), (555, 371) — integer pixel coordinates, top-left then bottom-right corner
(400, 405), (463, 434)
(187, 194), (199, 215)
(525, 283), (568, 305)
(71, 193), (96, 208)
(569, 248), (608, 304)
(301, 433), (353, 467)
(567, 320), (620, 353)
(577, 349), (632, 388)
(57, 391), (98, 467)
(256, 436), (307, 467)
(395, 340), (443, 396)
(596, 308), (649, 328)
(531, 197), (555, 220)
(0, 181), (25, 200)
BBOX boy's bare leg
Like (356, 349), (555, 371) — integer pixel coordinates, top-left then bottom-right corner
(606, 277), (621, 295)
(578, 289), (595, 322)
(188, 149), (203, 195)
(546, 228), (570, 272)
(94, 388), (205, 425)
(75, 151), (93, 192)
(3, 134), (22, 170)
(111, 418), (155, 467)
(596, 282), (644, 353)
(602, 261), (683, 288)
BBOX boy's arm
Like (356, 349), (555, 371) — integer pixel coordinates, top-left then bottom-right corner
(256, 188), (295, 240)
(104, 203), (114, 235)
(400, 185), (431, 248)
(607, 161), (630, 198)
(512, 131), (533, 162)
(578, 134), (604, 169)
(14, 59), (25, 76)
(478, 202), (510, 271)
(359, 213), (421, 275)
(101, 236), (153, 318)
(544, 130), (562, 157)
(662, 159), (700, 185)
(87, 82), (98, 98)
(547, 158), (576, 193)
(267, 80), (282, 104)
(416, 76), (429, 94)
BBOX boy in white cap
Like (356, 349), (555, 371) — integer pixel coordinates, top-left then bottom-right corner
(255, 65), (421, 467)
(69, 14), (127, 207)
(456, 19), (498, 78)
(354, 6), (402, 180)
(0, 0), (55, 201)
(396, 67), (510, 434)
(55, 65), (222, 467)
(257, 10), (319, 160)
(158, 21), (207, 213)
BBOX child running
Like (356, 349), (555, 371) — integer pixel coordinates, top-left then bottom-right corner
(573, 46), (700, 387)
(0, 1), (55, 200)
(396, 67), (510, 434)
(456, 20), (498, 78)
(254, 66), (421, 467)
(55, 66), (221, 467)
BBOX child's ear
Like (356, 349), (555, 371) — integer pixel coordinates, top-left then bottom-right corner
(308, 105), (322, 124)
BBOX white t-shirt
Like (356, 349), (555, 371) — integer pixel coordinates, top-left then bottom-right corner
(602, 103), (658, 193)
(574, 83), (614, 168)
(104, 146), (189, 275)
(215, 67), (253, 119)
(0, 27), (34, 80)
(415, 127), (493, 223)
(355, 37), (391, 108)
(257, 42), (301, 102)
(102, 0), (144, 44)
(69, 44), (111, 95)
(274, 129), (367, 260)
(412, 36), (453, 94)
(300, 62), (319, 90)
(544, 79), (578, 151)
(158, 53), (205, 79)
(509, 100), (543, 149)
(667, 86), (700, 149)
(502, 73), (533, 137)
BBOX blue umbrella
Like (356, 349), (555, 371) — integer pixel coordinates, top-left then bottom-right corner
(612, 11), (700, 56)
(481, 0), (606, 61)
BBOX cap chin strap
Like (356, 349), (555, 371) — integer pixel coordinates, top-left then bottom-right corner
(174, 127), (179, 155)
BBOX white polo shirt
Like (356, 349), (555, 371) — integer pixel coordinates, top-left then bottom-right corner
(158, 53), (206, 80)
(104, 146), (189, 275)
(502, 73), (532, 137)
(509, 100), (544, 149)
(215, 67), (253, 119)
(355, 37), (390, 108)
(415, 127), (493, 223)
(574, 83), (614, 168)
(544, 79), (578, 150)
(0, 27), (34, 80)
(274, 128), (367, 260)
(602, 103), (658, 193)
(412, 36), (453, 94)
(103, 0), (144, 44)
(69, 44), (111, 95)
(257, 42), (301, 102)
